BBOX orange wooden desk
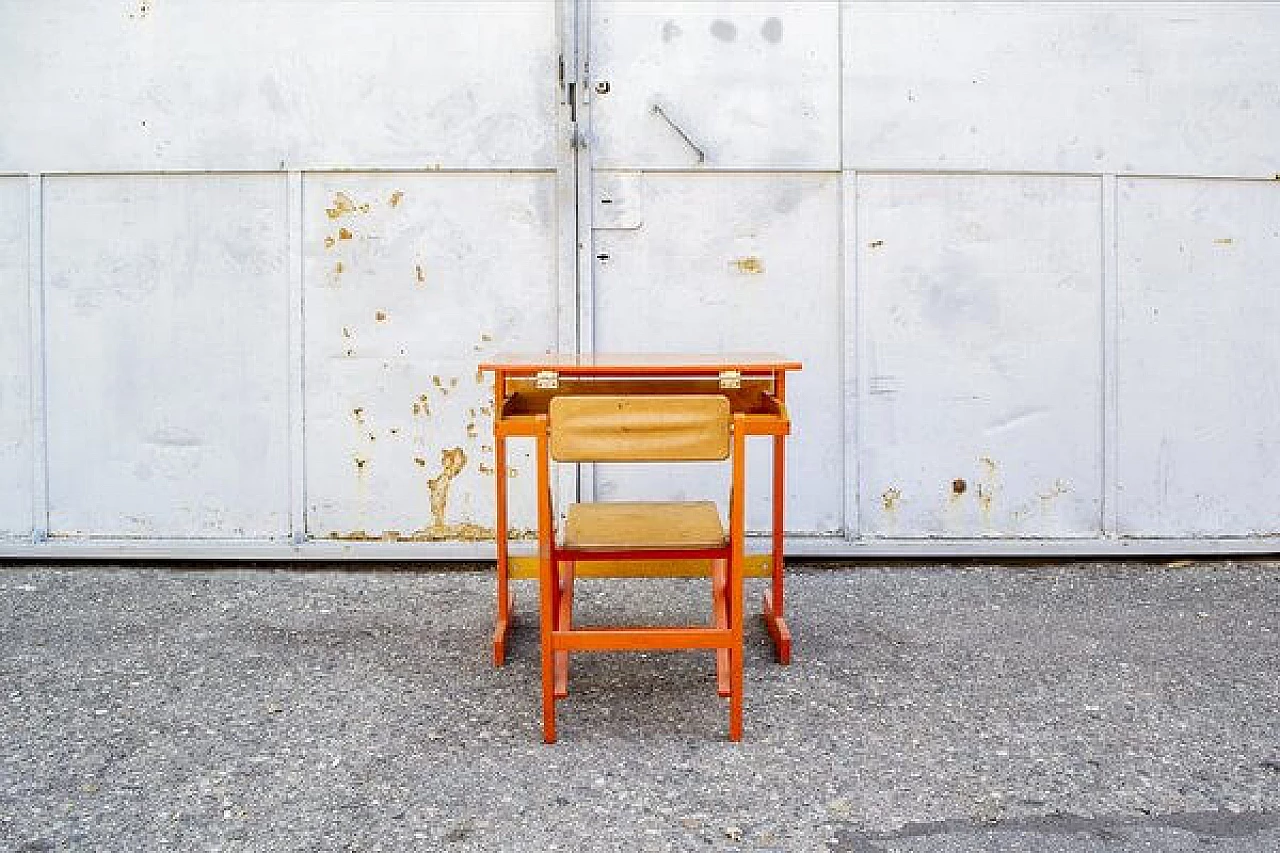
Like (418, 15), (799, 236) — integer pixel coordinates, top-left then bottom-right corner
(480, 353), (801, 667)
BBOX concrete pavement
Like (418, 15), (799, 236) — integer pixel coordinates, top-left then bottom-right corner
(1, 560), (1277, 852)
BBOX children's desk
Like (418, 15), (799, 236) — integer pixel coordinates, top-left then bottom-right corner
(479, 353), (801, 666)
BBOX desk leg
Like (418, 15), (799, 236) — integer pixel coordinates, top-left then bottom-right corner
(763, 432), (792, 664)
(493, 433), (514, 666)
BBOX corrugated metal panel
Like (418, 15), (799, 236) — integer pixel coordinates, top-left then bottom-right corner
(1117, 177), (1280, 536)
(0, 178), (31, 537)
(843, 2), (1280, 176)
(42, 175), (291, 538)
(856, 174), (1104, 538)
(303, 173), (558, 542)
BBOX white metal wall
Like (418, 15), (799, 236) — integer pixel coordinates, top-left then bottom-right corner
(1, 1), (1276, 557)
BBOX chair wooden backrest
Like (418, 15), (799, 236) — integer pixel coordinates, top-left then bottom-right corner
(548, 395), (731, 462)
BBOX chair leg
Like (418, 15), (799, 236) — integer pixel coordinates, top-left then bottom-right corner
(554, 561), (574, 698)
(728, 645), (743, 742)
(711, 559), (730, 698)
(540, 557), (558, 744)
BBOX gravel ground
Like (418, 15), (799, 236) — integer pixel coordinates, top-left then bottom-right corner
(0, 560), (1277, 852)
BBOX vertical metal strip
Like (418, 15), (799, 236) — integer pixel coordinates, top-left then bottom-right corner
(841, 170), (860, 541)
(26, 174), (48, 542)
(287, 171), (306, 544)
(574, 0), (594, 360)
(1101, 173), (1119, 537)
(572, 0), (596, 505)
(555, 0), (579, 359)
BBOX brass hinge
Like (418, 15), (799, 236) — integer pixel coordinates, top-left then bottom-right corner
(718, 370), (741, 390)
(535, 370), (560, 390)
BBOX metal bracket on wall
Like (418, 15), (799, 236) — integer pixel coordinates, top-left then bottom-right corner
(651, 100), (706, 164)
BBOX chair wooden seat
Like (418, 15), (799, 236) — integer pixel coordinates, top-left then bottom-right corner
(563, 501), (726, 551)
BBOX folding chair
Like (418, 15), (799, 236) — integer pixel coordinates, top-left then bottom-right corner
(534, 394), (747, 743)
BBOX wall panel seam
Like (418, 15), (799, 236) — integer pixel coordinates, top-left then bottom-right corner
(287, 172), (306, 544)
(26, 174), (47, 542)
(1102, 174), (1119, 538)
(841, 170), (859, 541)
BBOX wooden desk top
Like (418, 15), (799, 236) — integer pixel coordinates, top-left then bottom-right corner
(480, 353), (802, 375)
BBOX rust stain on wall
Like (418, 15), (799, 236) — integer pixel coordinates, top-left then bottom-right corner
(326, 191), (371, 219)
(412, 393), (431, 417)
(881, 487), (902, 512)
(324, 235), (336, 249)
(326, 192), (357, 219)
(731, 256), (765, 274)
(427, 447), (468, 533)
(375, 310), (388, 323)
(389, 190), (404, 208)
(338, 227), (353, 241)
(415, 264), (426, 284)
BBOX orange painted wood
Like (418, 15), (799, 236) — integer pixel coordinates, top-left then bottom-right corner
(480, 352), (802, 374)
(506, 554), (774, 579)
(553, 561), (573, 699)
(728, 414), (747, 741)
(535, 417), (557, 743)
(552, 627), (734, 652)
(763, 590), (792, 665)
(712, 559), (730, 698)
(492, 368), (511, 667)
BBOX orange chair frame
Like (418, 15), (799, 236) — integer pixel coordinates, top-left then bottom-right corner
(533, 405), (749, 743)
